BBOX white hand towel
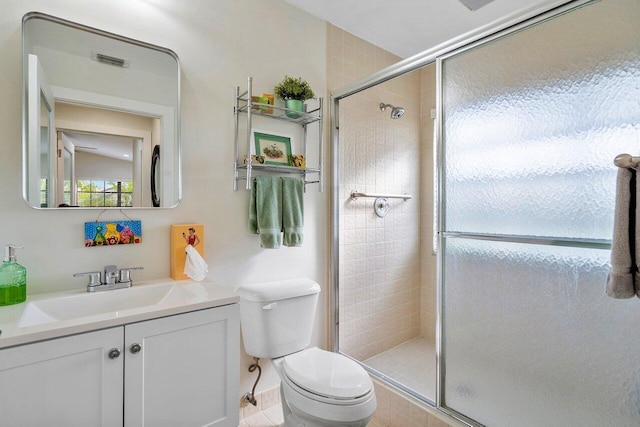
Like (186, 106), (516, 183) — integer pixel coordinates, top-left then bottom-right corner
(184, 245), (208, 281)
(606, 168), (636, 298)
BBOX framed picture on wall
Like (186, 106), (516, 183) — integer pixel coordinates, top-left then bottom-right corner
(252, 130), (293, 166)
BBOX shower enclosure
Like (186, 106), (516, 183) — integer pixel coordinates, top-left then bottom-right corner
(334, 64), (437, 402)
(332, 0), (640, 425)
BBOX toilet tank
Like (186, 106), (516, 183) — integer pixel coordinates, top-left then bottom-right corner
(236, 278), (320, 359)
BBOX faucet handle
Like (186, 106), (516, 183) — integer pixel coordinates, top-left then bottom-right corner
(118, 267), (144, 284)
(73, 271), (102, 288)
(103, 265), (119, 284)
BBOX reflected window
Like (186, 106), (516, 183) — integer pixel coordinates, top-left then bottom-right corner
(40, 179), (48, 208)
(77, 180), (133, 207)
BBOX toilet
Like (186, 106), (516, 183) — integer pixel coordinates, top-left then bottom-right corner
(237, 278), (377, 427)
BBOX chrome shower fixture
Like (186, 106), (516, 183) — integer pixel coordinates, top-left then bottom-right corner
(379, 103), (405, 119)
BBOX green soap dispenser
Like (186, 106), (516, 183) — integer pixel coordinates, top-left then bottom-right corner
(0, 245), (26, 306)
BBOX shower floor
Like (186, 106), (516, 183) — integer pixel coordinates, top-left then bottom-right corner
(363, 336), (436, 401)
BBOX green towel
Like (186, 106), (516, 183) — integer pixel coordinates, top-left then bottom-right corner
(249, 175), (282, 249)
(249, 181), (258, 234)
(282, 177), (304, 247)
(249, 176), (272, 236)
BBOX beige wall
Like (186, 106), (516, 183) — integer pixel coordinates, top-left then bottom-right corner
(55, 103), (155, 132)
(0, 0), (326, 398)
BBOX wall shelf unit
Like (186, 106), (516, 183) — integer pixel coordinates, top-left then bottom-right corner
(233, 76), (323, 191)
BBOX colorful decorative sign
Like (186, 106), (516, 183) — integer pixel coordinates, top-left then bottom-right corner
(85, 220), (142, 247)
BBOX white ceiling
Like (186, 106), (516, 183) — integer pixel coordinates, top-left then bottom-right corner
(283, 0), (560, 58)
(63, 131), (134, 162)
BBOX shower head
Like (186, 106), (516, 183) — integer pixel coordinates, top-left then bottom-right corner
(379, 103), (405, 119)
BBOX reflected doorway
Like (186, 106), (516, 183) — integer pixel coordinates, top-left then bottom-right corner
(56, 130), (143, 208)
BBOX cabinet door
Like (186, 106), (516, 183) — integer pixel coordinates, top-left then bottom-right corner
(125, 304), (239, 427)
(0, 327), (124, 426)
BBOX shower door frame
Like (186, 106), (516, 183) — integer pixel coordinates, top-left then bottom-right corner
(329, 0), (596, 425)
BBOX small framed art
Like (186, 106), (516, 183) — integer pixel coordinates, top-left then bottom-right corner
(253, 130), (292, 166)
(85, 220), (142, 247)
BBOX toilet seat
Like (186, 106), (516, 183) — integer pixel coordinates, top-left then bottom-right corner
(277, 350), (377, 425)
(282, 347), (373, 402)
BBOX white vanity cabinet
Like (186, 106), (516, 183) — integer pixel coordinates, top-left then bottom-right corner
(0, 326), (124, 426)
(125, 304), (239, 426)
(0, 304), (239, 427)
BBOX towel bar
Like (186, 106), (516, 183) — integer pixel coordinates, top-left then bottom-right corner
(350, 191), (412, 201)
(614, 153), (640, 169)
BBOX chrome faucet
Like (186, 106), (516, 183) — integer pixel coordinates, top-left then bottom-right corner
(74, 265), (143, 292)
(104, 264), (119, 285)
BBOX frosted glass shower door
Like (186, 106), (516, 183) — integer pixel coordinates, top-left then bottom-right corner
(440, 0), (640, 425)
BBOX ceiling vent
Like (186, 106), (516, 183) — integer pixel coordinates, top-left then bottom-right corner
(91, 51), (130, 68)
(458, 0), (496, 11)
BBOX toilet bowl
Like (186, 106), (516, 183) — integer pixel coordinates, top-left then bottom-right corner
(236, 278), (377, 426)
(274, 347), (376, 427)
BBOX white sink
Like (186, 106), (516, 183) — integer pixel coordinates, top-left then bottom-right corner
(0, 278), (239, 349)
(18, 282), (197, 328)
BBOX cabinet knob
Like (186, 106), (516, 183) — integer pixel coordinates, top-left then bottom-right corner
(130, 343), (142, 354)
(108, 348), (121, 359)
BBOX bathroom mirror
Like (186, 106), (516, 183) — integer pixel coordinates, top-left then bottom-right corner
(22, 12), (181, 208)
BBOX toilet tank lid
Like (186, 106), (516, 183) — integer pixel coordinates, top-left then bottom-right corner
(236, 278), (320, 302)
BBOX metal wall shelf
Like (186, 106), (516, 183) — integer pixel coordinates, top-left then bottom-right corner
(233, 77), (323, 191)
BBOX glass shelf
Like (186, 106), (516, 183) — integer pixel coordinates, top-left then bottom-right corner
(236, 102), (321, 126)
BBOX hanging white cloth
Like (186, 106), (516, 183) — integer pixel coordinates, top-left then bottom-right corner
(184, 244), (208, 281)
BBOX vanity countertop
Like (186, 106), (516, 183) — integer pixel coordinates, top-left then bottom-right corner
(0, 278), (239, 350)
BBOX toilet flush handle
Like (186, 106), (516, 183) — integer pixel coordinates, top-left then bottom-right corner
(262, 302), (277, 310)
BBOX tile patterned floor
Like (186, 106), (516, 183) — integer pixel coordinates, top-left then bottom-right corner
(239, 402), (446, 427)
(240, 403), (284, 427)
(364, 337), (436, 401)
(240, 403), (393, 427)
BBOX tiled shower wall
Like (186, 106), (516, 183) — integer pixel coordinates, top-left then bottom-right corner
(327, 23), (437, 361)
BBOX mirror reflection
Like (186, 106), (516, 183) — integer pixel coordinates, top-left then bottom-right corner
(22, 12), (181, 208)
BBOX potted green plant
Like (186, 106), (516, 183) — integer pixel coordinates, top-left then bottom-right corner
(273, 75), (315, 118)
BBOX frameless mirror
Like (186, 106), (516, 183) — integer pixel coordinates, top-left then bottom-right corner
(22, 12), (181, 208)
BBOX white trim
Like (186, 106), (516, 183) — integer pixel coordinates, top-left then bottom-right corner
(27, 54), (56, 208)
